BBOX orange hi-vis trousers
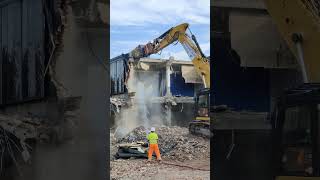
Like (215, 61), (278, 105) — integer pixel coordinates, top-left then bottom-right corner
(148, 144), (161, 160)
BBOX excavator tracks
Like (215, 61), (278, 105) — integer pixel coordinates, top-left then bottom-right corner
(189, 121), (212, 138)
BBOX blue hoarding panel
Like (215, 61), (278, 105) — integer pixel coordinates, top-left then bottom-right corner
(170, 73), (194, 97)
(212, 34), (270, 112)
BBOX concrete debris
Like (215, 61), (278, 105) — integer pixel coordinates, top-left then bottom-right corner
(110, 97), (128, 113)
(110, 94), (195, 111)
(0, 96), (81, 176)
(110, 97), (127, 107)
(157, 127), (209, 161)
(117, 126), (148, 144)
(0, 127), (25, 175)
(113, 126), (210, 162)
(0, 114), (50, 172)
(181, 65), (203, 84)
(130, 45), (147, 59)
(151, 96), (194, 104)
(0, 115), (40, 141)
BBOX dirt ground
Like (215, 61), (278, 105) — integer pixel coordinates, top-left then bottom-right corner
(110, 158), (210, 180)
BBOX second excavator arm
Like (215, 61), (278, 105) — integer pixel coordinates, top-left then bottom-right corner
(264, 0), (320, 83)
(129, 23), (210, 88)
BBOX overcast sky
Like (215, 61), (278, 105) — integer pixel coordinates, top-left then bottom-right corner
(110, 0), (210, 60)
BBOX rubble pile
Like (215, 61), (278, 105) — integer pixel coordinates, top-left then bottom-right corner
(110, 97), (128, 108)
(0, 97), (82, 174)
(117, 126), (148, 143)
(158, 127), (210, 161)
(110, 131), (118, 160)
(114, 126), (209, 162)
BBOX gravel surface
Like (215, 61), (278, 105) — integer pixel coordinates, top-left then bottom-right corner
(110, 159), (210, 180)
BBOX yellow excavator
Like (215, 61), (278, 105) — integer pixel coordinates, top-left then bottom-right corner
(128, 23), (211, 137)
(213, 0), (320, 180)
(266, 0), (320, 179)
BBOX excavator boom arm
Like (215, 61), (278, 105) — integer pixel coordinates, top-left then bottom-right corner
(129, 23), (210, 88)
(264, 0), (320, 83)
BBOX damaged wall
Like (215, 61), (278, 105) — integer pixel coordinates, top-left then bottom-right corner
(24, 1), (109, 180)
(229, 10), (297, 68)
(213, 0), (297, 68)
(110, 54), (129, 95)
(212, 7), (270, 112)
(0, 0), (109, 180)
(0, 0), (47, 105)
(110, 56), (203, 97)
(0, 0), (69, 105)
(212, 5), (304, 112)
(170, 62), (203, 97)
(110, 57), (202, 135)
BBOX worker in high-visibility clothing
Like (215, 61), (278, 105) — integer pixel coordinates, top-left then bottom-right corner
(147, 127), (162, 162)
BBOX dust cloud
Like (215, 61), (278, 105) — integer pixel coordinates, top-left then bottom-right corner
(114, 64), (169, 139)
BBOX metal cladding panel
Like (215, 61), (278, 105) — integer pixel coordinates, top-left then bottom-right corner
(110, 59), (115, 94)
(22, 0), (45, 100)
(212, 7), (270, 112)
(212, 33), (270, 112)
(0, 0), (45, 105)
(3, 2), (22, 103)
(110, 54), (129, 95)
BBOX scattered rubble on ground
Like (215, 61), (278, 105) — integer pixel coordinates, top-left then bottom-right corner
(111, 159), (210, 180)
(110, 122), (210, 179)
(112, 126), (210, 162)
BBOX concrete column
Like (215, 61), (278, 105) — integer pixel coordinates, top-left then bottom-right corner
(166, 57), (174, 96)
(165, 57), (174, 126)
(166, 106), (172, 126)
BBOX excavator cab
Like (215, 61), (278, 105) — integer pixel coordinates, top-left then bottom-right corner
(189, 88), (211, 137)
(273, 84), (320, 179)
(196, 88), (210, 119)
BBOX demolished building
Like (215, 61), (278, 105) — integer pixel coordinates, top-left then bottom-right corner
(110, 54), (205, 131)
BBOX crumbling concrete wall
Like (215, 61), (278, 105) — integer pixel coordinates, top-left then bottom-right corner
(23, 4), (108, 180)
(212, 3), (303, 113)
(1, 1), (109, 180)
(111, 58), (201, 136)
